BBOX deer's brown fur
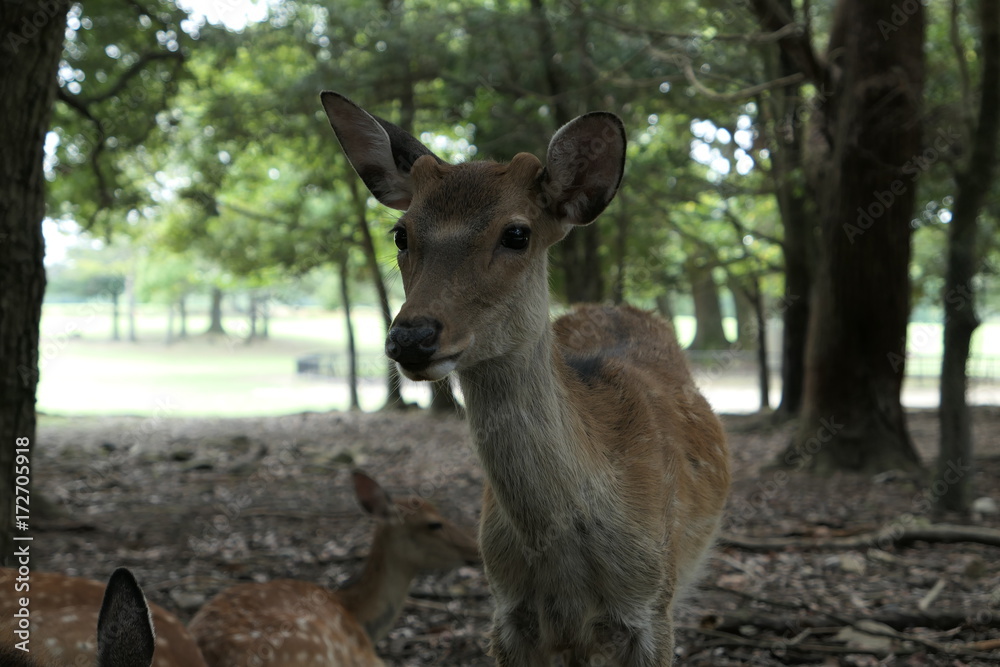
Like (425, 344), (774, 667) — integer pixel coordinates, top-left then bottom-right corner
(0, 567), (195, 667)
(322, 91), (731, 666)
(187, 471), (479, 667)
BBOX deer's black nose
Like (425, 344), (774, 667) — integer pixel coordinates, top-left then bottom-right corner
(386, 318), (441, 367)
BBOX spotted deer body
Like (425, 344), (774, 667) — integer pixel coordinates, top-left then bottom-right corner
(187, 471), (480, 667)
(0, 567), (198, 667)
(321, 92), (731, 666)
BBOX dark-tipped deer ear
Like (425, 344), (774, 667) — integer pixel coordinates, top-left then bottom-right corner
(98, 568), (156, 667)
(320, 91), (442, 210)
(352, 469), (393, 519)
(540, 112), (626, 226)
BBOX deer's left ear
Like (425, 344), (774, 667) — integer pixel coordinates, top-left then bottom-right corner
(352, 469), (394, 519)
(540, 112), (626, 226)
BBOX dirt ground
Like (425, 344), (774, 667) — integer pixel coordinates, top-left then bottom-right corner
(26, 406), (1000, 666)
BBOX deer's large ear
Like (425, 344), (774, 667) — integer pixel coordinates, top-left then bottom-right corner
(320, 91), (441, 210)
(352, 469), (393, 519)
(98, 568), (156, 667)
(540, 112), (626, 226)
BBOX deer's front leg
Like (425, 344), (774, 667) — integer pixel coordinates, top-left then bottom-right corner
(584, 615), (673, 667)
(490, 604), (551, 667)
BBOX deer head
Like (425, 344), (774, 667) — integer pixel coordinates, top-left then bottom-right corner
(352, 469), (479, 573)
(321, 92), (626, 381)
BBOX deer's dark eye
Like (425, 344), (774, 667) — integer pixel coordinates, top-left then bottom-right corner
(501, 226), (530, 250)
(427, 521), (444, 531)
(394, 228), (408, 251)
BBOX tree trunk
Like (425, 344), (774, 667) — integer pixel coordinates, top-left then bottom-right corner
(561, 226), (604, 303)
(936, 0), (1000, 513)
(166, 303), (175, 345)
(207, 287), (226, 334)
(125, 269), (137, 342)
(347, 177), (405, 409)
(752, 283), (771, 411)
(527, 0), (604, 304)
(246, 293), (258, 343)
(260, 295), (269, 339)
(728, 275), (755, 349)
(766, 1), (815, 421)
(781, 0), (924, 475)
(687, 262), (730, 350)
(612, 191), (629, 305)
(111, 290), (121, 341)
(655, 294), (674, 322)
(178, 294), (188, 338)
(0, 0), (70, 566)
(339, 261), (360, 411)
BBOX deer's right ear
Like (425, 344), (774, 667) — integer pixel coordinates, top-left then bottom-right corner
(320, 91), (440, 210)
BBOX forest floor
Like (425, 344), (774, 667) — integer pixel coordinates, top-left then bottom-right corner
(28, 406), (1000, 666)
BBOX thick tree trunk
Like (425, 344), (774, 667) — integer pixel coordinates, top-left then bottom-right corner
(347, 177), (405, 409)
(936, 0), (1000, 513)
(687, 262), (730, 350)
(207, 287), (226, 334)
(339, 262), (360, 411)
(0, 0), (70, 566)
(781, 0), (924, 475)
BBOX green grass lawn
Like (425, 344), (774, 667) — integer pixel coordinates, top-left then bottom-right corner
(35, 303), (1000, 418)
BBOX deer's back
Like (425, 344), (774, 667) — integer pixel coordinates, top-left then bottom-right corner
(189, 580), (383, 667)
(554, 304), (730, 574)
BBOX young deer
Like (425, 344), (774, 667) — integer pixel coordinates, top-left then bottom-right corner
(0, 566), (201, 667)
(187, 470), (480, 667)
(321, 92), (731, 666)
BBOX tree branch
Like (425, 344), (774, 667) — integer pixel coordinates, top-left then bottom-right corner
(747, 0), (828, 90)
(655, 49), (805, 102)
(56, 88), (112, 216)
(75, 50), (185, 106)
(585, 6), (805, 44)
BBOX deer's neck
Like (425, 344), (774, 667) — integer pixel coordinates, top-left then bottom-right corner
(336, 531), (415, 643)
(459, 330), (601, 539)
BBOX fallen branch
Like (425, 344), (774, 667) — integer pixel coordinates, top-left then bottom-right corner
(700, 605), (1000, 633)
(685, 624), (999, 661)
(721, 523), (1000, 551)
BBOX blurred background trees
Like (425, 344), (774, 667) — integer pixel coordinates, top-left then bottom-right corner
(4, 0), (1000, 560)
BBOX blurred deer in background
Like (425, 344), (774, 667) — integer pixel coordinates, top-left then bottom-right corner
(188, 470), (480, 667)
(0, 566), (201, 667)
(322, 92), (731, 666)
